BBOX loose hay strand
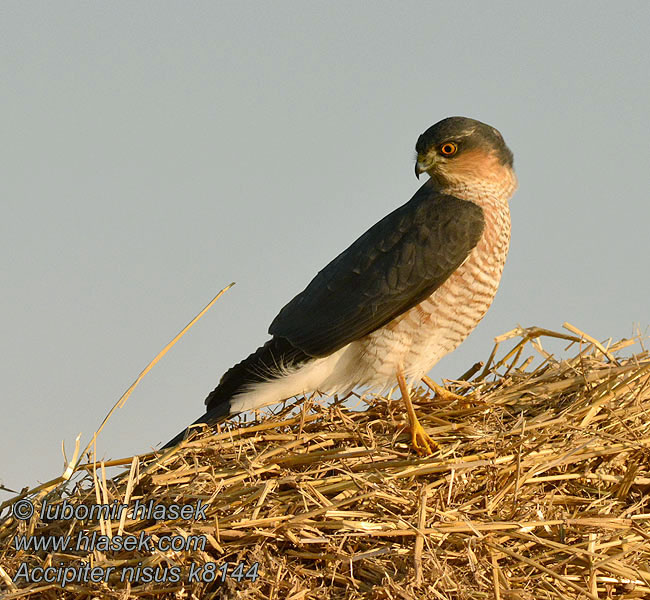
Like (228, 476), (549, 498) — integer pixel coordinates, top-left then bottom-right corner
(80, 282), (235, 460)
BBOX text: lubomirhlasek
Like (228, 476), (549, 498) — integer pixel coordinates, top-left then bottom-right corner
(40, 499), (208, 521)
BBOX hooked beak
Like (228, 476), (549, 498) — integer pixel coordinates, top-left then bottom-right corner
(414, 157), (429, 179)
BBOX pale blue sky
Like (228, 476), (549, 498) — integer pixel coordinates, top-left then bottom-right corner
(1, 2), (649, 493)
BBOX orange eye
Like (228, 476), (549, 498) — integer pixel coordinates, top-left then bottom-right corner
(440, 142), (457, 156)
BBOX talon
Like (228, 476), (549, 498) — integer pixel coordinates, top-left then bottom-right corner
(395, 368), (440, 456)
(411, 420), (438, 456)
(425, 377), (470, 404)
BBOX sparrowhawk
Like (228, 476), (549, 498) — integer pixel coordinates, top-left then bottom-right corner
(164, 116), (517, 454)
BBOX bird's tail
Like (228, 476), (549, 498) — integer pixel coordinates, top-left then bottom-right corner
(160, 403), (231, 450)
(160, 336), (309, 449)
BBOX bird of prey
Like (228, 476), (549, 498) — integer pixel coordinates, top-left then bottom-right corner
(164, 116), (517, 454)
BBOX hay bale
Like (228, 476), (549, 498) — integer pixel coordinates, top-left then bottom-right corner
(2, 324), (650, 599)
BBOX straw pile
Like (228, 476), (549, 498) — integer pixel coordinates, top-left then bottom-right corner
(1, 324), (650, 599)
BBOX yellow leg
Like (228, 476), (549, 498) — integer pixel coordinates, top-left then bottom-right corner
(396, 369), (438, 456)
(423, 375), (468, 402)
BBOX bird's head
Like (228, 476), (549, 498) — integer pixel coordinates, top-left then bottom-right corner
(415, 117), (515, 190)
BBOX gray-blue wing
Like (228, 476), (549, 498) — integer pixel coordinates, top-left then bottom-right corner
(268, 183), (485, 357)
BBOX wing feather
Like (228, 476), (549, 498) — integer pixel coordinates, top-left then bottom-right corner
(269, 182), (485, 357)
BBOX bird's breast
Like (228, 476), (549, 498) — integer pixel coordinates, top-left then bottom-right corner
(352, 191), (511, 387)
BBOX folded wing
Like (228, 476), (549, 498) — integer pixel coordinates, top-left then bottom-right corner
(269, 183), (485, 357)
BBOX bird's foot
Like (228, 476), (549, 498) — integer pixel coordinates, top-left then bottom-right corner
(410, 420), (438, 456)
(424, 376), (469, 403)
